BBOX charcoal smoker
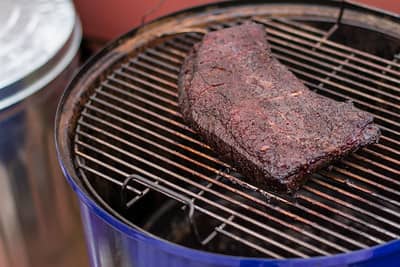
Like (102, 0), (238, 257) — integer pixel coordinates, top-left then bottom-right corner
(56, 1), (400, 266)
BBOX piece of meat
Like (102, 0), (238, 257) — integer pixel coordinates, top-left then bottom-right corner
(178, 22), (380, 193)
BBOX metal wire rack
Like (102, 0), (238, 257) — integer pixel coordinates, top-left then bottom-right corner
(73, 8), (400, 259)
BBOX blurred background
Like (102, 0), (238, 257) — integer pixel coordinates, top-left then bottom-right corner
(74, 0), (400, 41)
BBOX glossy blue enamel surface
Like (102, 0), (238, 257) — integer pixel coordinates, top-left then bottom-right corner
(60, 161), (400, 267)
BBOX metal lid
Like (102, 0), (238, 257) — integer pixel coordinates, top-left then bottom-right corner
(0, 0), (81, 110)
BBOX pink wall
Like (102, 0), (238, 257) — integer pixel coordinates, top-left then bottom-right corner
(74, 0), (400, 40)
(359, 0), (400, 14)
(74, 0), (213, 40)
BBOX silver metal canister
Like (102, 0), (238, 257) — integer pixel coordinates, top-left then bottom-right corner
(0, 0), (87, 266)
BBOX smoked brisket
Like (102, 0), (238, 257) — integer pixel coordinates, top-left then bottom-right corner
(178, 23), (380, 193)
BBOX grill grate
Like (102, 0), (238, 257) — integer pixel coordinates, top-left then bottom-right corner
(74, 15), (400, 258)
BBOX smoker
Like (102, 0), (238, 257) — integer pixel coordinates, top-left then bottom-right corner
(56, 1), (400, 266)
(0, 0), (87, 266)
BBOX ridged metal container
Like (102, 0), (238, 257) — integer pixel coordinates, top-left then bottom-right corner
(0, 0), (87, 266)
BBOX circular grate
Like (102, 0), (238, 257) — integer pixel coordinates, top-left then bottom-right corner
(66, 2), (400, 259)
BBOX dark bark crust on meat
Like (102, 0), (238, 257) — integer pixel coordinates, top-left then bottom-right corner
(178, 23), (380, 193)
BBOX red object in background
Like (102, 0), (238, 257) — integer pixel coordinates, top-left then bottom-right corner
(74, 0), (400, 41)
(74, 0), (213, 40)
(359, 0), (400, 14)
